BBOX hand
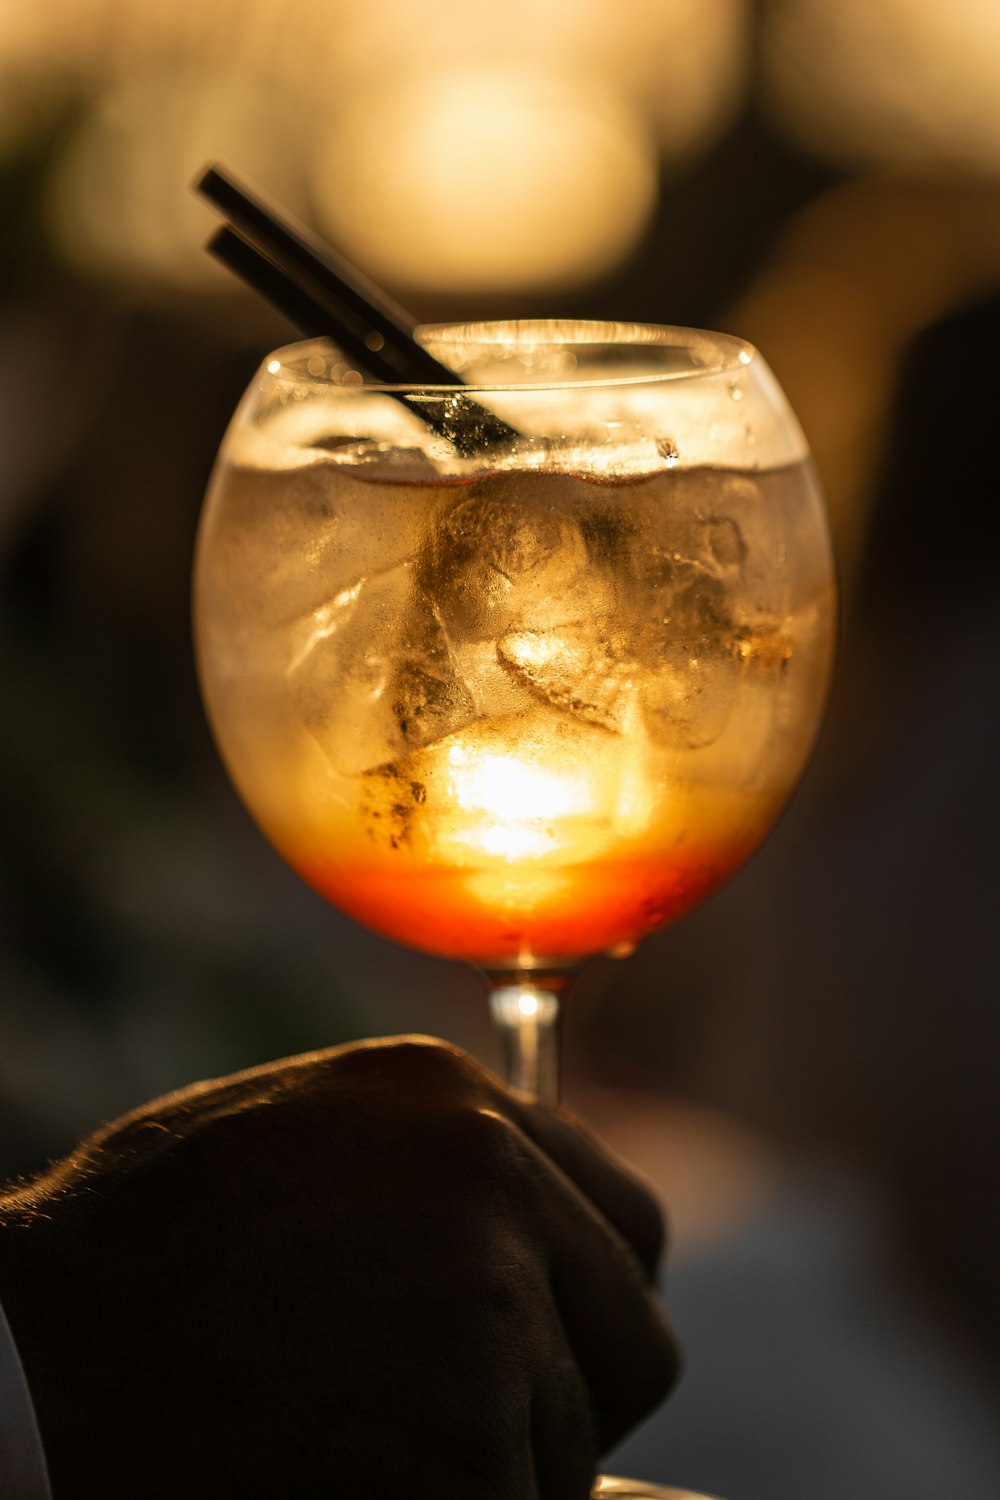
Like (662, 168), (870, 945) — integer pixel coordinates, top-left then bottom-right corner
(0, 1037), (678, 1499)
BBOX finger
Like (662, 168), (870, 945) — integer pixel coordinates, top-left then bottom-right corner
(302, 1038), (667, 1281)
(320, 1047), (679, 1449)
(530, 1337), (599, 1500)
(499, 1098), (667, 1284)
(515, 1127), (681, 1453)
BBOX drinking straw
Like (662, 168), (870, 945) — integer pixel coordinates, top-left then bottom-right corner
(196, 164), (519, 455)
(198, 166), (441, 380)
(207, 225), (417, 386)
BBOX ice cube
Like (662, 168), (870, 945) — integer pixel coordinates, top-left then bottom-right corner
(651, 554), (732, 636)
(622, 466), (755, 580)
(311, 450), (446, 596)
(641, 630), (744, 750)
(209, 447), (448, 634)
(287, 562), (479, 777)
(497, 624), (632, 732)
(203, 461), (344, 629)
(703, 514), (748, 570)
(388, 598), (478, 752)
(450, 638), (538, 719)
(423, 477), (591, 639)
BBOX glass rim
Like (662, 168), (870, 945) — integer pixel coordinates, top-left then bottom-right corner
(261, 319), (758, 395)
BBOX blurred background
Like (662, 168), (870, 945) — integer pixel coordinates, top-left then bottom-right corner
(1, 2), (998, 1496)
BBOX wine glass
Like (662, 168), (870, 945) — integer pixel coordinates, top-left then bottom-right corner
(193, 319), (836, 1497)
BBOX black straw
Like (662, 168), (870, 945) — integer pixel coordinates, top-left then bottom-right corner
(208, 225), (418, 385)
(196, 164), (519, 455)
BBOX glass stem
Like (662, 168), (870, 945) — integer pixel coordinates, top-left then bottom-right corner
(488, 979), (563, 1106)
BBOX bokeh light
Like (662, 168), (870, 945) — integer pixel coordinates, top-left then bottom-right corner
(44, 66), (311, 291)
(1, 0), (751, 299)
(312, 66), (658, 296)
(762, 0), (1000, 174)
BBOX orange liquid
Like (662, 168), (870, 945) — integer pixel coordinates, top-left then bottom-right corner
(285, 828), (764, 966)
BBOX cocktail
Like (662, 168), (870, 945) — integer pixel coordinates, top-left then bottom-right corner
(192, 167), (835, 1500)
(195, 319), (833, 1097)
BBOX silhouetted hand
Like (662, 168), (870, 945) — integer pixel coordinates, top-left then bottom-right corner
(0, 1037), (678, 1498)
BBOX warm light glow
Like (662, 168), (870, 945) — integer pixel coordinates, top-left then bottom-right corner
(326, 0), (749, 159)
(312, 64), (658, 295)
(2, 0), (753, 294)
(611, 693), (658, 836)
(44, 66), (311, 290)
(464, 864), (574, 918)
(429, 702), (665, 883)
(762, 0), (1000, 173)
(516, 989), (540, 1019)
(637, 0), (750, 158)
(445, 742), (598, 861)
(448, 745), (592, 823)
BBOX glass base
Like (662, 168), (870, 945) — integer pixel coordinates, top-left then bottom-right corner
(595, 1479), (719, 1499)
